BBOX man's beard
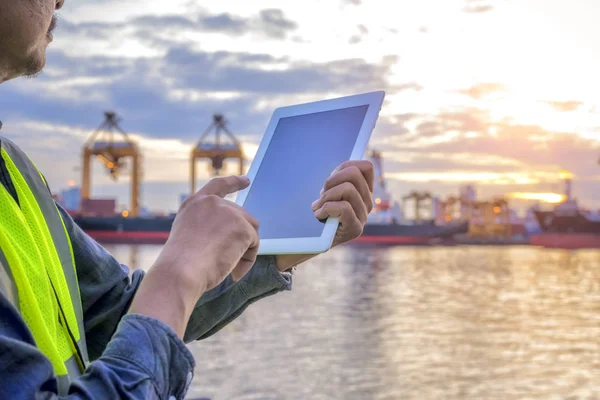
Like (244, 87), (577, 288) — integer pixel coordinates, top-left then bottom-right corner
(23, 56), (44, 79)
(24, 14), (57, 79)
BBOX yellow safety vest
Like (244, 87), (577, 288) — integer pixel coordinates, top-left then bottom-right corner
(0, 137), (89, 396)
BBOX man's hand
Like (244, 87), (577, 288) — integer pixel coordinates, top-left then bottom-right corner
(276, 160), (375, 271)
(129, 176), (259, 338)
(164, 175), (260, 289)
(312, 160), (375, 247)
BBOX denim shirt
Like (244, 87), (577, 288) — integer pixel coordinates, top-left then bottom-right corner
(0, 197), (292, 398)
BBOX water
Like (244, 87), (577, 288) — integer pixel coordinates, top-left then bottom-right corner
(104, 244), (600, 400)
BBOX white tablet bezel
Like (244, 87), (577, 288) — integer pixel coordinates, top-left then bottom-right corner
(235, 90), (385, 255)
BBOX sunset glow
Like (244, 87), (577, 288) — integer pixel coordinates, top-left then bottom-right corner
(508, 192), (566, 204)
(1, 0), (598, 213)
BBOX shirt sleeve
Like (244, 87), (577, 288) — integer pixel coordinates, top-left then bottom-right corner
(56, 203), (293, 357)
(0, 290), (194, 399)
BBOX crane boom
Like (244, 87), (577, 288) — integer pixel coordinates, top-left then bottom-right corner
(81, 111), (141, 216)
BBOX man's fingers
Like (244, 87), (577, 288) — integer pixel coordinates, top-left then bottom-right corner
(237, 209), (259, 231)
(231, 246), (258, 281)
(314, 201), (363, 236)
(334, 160), (375, 192)
(312, 182), (368, 224)
(322, 166), (373, 213)
(231, 225), (259, 281)
(199, 175), (250, 198)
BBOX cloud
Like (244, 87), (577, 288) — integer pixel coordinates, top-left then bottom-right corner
(348, 35), (362, 44)
(162, 47), (402, 95)
(349, 24), (369, 45)
(463, 0), (494, 13)
(1, 47), (407, 142)
(58, 8), (298, 42)
(198, 13), (249, 34)
(459, 83), (506, 99)
(544, 100), (584, 112)
(5, 1), (597, 213)
(258, 9), (298, 39)
(403, 108), (490, 141)
(389, 108), (600, 182)
(371, 106), (599, 209)
(463, 4), (494, 13)
(376, 114), (600, 210)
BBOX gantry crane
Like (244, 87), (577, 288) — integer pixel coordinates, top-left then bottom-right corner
(466, 198), (511, 237)
(402, 191), (433, 222)
(190, 114), (244, 193)
(440, 195), (511, 237)
(440, 196), (461, 222)
(367, 149), (392, 211)
(368, 149), (386, 189)
(81, 111), (142, 216)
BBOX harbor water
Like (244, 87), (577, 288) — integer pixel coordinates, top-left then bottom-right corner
(104, 244), (600, 400)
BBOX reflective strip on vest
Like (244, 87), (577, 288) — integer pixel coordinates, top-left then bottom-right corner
(1, 139), (89, 364)
(0, 250), (18, 307)
(57, 355), (84, 395)
(0, 138), (88, 394)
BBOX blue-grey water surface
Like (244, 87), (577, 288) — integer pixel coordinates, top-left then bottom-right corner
(103, 244), (600, 400)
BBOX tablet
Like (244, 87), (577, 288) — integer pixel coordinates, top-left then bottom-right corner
(236, 91), (385, 255)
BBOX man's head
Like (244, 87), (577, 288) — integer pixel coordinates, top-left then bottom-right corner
(0, 0), (64, 83)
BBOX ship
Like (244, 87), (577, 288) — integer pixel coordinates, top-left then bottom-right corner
(531, 201), (600, 249)
(351, 150), (469, 244)
(72, 150), (469, 245)
(529, 169), (600, 249)
(73, 211), (471, 246)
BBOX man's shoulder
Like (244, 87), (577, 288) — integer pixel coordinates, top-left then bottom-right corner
(0, 136), (21, 152)
(0, 136), (36, 164)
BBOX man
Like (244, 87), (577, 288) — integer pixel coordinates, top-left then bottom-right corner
(0, 0), (375, 398)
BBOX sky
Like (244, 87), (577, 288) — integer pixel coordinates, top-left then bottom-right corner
(1, 0), (599, 214)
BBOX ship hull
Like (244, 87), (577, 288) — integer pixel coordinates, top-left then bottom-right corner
(532, 210), (600, 249)
(73, 215), (174, 244)
(356, 221), (469, 245)
(530, 233), (600, 249)
(534, 211), (600, 234)
(74, 216), (469, 245)
(83, 230), (170, 244)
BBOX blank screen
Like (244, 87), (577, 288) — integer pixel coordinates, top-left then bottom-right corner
(243, 105), (369, 239)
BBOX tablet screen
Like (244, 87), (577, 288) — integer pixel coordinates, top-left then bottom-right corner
(243, 105), (369, 239)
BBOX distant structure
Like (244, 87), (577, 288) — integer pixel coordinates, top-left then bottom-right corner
(370, 149), (386, 190)
(440, 185), (513, 238)
(81, 111), (142, 216)
(60, 186), (81, 212)
(366, 149), (403, 223)
(402, 191), (433, 222)
(369, 149), (391, 210)
(190, 114), (244, 193)
(560, 170), (573, 202)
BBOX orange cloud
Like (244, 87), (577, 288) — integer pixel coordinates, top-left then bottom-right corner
(463, 1), (494, 14)
(373, 105), (600, 211)
(459, 83), (506, 99)
(544, 100), (584, 112)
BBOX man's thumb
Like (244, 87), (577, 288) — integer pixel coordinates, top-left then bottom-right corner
(199, 175), (250, 198)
